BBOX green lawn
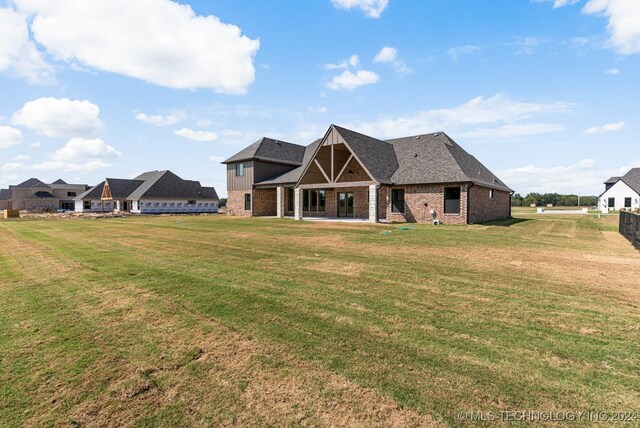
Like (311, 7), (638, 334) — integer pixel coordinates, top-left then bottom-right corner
(0, 213), (638, 427)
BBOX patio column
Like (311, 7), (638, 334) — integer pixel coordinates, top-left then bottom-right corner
(369, 184), (377, 223)
(276, 186), (284, 218)
(294, 188), (303, 220)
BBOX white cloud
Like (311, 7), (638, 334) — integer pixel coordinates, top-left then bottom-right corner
(447, 45), (481, 61)
(327, 69), (380, 90)
(0, 7), (54, 84)
(553, 0), (579, 8)
(325, 54), (359, 70)
(342, 93), (572, 139)
(51, 138), (121, 162)
(500, 158), (621, 194)
(11, 154), (30, 161)
(174, 128), (218, 142)
(30, 141), (42, 148)
(583, 0), (640, 54)
(583, 121), (625, 134)
(0, 125), (22, 148)
(373, 46), (411, 73)
(13, 0), (260, 93)
(135, 112), (180, 126)
(11, 97), (103, 137)
(1, 162), (23, 172)
(330, 0), (388, 18)
(605, 67), (620, 74)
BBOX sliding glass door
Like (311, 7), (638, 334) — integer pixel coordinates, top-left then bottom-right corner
(337, 192), (354, 217)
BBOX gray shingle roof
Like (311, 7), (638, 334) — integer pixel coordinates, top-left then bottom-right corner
(0, 188), (10, 200)
(128, 170), (218, 200)
(604, 176), (621, 184)
(105, 178), (145, 198)
(14, 178), (51, 188)
(333, 126), (398, 184)
(51, 179), (67, 185)
(254, 139), (323, 186)
(222, 137), (306, 165)
(75, 182), (105, 201)
(620, 168), (640, 194)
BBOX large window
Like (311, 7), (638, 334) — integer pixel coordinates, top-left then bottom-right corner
(235, 163), (245, 177)
(244, 193), (251, 210)
(444, 187), (461, 214)
(83, 200), (91, 210)
(608, 197), (615, 208)
(625, 197), (632, 208)
(67, 191), (76, 197)
(287, 188), (294, 211)
(302, 189), (326, 212)
(391, 189), (405, 213)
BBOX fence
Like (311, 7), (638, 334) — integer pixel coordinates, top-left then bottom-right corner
(619, 211), (640, 250)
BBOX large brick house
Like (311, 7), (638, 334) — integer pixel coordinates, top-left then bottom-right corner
(0, 178), (88, 211)
(222, 125), (512, 224)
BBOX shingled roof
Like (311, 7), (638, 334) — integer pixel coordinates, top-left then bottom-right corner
(222, 137), (306, 166)
(254, 139), (323, 186)
(51, 179), (67, 185)
(14, 178), (50, 188)
(604, 176), (621, 184)
(0, 188), (10, 200)
(620, 168), (640, 194)
(333, 126), (398, 184)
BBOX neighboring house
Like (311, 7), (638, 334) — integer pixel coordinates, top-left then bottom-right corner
(0, 178), (88, 211)
(222, 125), (512, 224)
(74, 170), (219, 214)
(598, 168), (640, 212)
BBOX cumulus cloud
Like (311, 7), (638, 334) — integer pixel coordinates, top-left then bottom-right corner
(582, 0), (640, 54)
(0, 7), (54, 84)
(330, 0), (388, 18)
(174, 128), (219, 142)
(11, 97), (103, 137)
(135, 112), (180, 126)
(341, 93), (572, 139)
(11, 0), (260, 93)
(327, 70), (379, 90)
(583, 121), (625, 134)
(325, 54), (359, 70)
(500, 158), (629, 194)
(0, 125), (23, 148)
(374, 46), (412, 73)
(51, 138), (121, 162)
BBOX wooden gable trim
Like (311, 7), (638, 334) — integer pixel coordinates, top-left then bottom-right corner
(101, 181), (113, 200)
(313, 159), (331, 183)
(333, 153), (354, 182)
(294, 125), (336, 188)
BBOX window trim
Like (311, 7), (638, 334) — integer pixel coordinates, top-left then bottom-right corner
(244, 193), (251, 211)
(624, 197), (632, 208)
(391, 188), (405, 214)
(444, 186), (461, 215)
(235, 163), (245, 177)
(608, 197), (615, 208)
(489, 189), (494, 199)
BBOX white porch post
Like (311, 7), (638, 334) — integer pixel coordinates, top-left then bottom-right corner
(276, 186), (284, 218)
(369, 184), (377, 223)
(294, 188), (303, 220)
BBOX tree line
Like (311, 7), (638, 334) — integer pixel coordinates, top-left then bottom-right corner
(511, 193), (598, 207)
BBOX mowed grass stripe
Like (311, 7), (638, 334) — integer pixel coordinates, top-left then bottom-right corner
(3, 216), (638, 426)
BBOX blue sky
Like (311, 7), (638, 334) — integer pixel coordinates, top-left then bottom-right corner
(0, 0), (638, 197)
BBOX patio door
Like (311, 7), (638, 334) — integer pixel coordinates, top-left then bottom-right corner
(337, 192), (354, 217)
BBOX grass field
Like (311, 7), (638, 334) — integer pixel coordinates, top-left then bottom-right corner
(1, 213), (639, 427)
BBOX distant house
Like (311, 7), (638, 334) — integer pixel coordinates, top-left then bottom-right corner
(0, 178), (88, 211)
(222, 124), (512, 224)
(598, 168), (640, 212)
(74, 170), (219, 214)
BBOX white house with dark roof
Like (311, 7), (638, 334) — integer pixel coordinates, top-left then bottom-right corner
(74, 170), (219, 214)
(598, 168), (640, 212)
(223, 124), (512, 224)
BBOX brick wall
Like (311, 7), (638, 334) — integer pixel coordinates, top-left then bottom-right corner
(384, 184), (469, 224)
(227, 190), (252, 216)
(253, 189), (277, 216)
(336, 157), (371, 182)
(468, 185), (510, 223)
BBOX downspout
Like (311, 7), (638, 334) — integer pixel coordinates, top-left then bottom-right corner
(510, 190), (514, 219)
(466, 182), (474, 224)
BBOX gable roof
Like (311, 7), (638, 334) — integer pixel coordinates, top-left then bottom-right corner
(75, 182), (105, 201)
(128, 170), (218, 200)
(254, 139), (323, 186)
(222, 137), (306, 166)
(104, 178), (145, 199)
(620, 168), (640, 194)
(604, 176), (621, 184)
(51, 179), (67, 185)
(14, 178), (51, 189)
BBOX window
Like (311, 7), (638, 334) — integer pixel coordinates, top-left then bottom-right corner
(83, 200), (91, 210)
(287, 188), (294, 211)
(391, 189), (405, 213)
(67, 191), (76, 197)
(444, 187), (461, 214)
(625, 197), (632, 208)
(608, 197), (615, 208)
(310, 189), (318, 211)
(188, 200), (196, 205)
(303, 189), (309, 210)
(318, 190), (326, 212)
(489, 189), (494, 199)
(244, 193), (251, 210)
(235, 163), (245, 177)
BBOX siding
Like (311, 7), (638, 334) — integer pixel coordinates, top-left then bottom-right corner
(227, 161), (254, 191)
(254, 161), (297, 183)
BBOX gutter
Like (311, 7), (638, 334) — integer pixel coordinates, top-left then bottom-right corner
(510, 190), (515, 219)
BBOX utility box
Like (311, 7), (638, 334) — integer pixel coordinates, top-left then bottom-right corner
(3, 209), (20, 219)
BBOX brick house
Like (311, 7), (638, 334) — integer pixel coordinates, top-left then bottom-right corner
(222, 125), (512, 224)
(0, 178), (88, 211)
